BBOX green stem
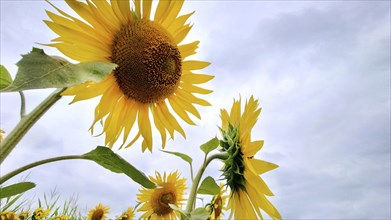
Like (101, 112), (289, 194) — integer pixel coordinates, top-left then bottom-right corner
(185, 152), (229, 214)
(19, 91), (26, 118)
(0, 155), (84, 185)
(0, 88), (66, 164)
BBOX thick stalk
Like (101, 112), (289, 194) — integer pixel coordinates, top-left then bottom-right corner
(0, 88), (66, 164)
(185, 152), (229, 214)
(0, 155), (84, 185)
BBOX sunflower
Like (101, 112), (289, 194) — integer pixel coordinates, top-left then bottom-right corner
(44, 0), (213, 152)
(207, 184), (228, 220)
(1, 211), (18, 220)
(137, 171), (186, 219)
(220, 97), (281, 220)
(31, 208), (50, 220)
(116, 207), (135, 220)
(87, 204), (109, 220)
(54, 216), (68, 220)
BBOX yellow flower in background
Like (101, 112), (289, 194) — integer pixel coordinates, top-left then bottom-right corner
(0, 211), (18, 220)
(220, 97), (281, 220)
(137, 171), (186, 219)
(32, 208), (50, 220)
(45, 0), (213, 152)
(0, 129), (5, 142)
(116, 207), (135, 220)
(208, 184), (228, 220)
(17, 210), (29, 220)
(87, 203), (109, 220)
(54, 216), (68, 220)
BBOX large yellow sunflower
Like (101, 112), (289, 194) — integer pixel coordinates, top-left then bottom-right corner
(220, 97), (281, 220)
(137, 171), (186, 219)
(45, 0), (213, 152)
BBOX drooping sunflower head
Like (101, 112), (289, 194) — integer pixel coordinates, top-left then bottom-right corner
(116, 207), (135, 220)
(219, 97), (281, 220)
(32, 208), (50, 220)
(45, 0), (213, 152)
(137, 171), (186, 219)
(0, 211), (18, 220)
(87, 204), (109, 220)
(207, 184), (228, 220)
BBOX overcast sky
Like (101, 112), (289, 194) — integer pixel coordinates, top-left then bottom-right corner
(1, 0), (390, 219)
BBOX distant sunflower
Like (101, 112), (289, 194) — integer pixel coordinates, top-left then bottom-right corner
(32, 208), (50, 220)
(45, 0), (213, 152)
(220, 97), (281, 219)
(0, 211), (18, 220)
(208, 184), (228, 220)
(87, 204), (109, 220)
(137, 171), (186, 219)
(116, 207), (135, 220)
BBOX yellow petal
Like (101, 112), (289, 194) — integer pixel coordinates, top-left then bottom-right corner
(154, 0), (171, 22)
(250, 159), (279, 175)
(171, 95), (201, 119)
(181, 73), (214, 84)
(180, 82), (213, 95)
(159, 101), (186, 138)
(137, 103), (153, 151)
(242, 140), (264, 156)
(134, 0), (141, 18)
(161, 0), (184, 27)
(168, 11), (194, 34)
(152, 106), (167, 149)
(168, 97), (196, 125)
(179, 40), (199, 59)
(176, 90), (211, 106)
(174, 24), (192, 44)
(182, 60), (211, 71)
(142, 0), (153, 19)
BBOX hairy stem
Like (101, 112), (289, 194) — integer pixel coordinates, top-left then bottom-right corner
(0, 155), (85, 185)
(185, 152), (229, 214)
(0, 88), (66, 164)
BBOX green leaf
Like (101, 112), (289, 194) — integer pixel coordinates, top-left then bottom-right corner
(190, 208), (210, 220)
(83, 146), (155, 189)
(200, 137), (219, 155)
(0, 182), (36, 198)
(0, 65), (12, 90)
(1, 48), (117, 92)
(161, 150), (193, 165)
(197, 176), (220, 195)
(168, 204), (189, 220)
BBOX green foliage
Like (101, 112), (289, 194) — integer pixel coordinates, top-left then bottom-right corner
(83, 146), (156, 189)
(197, 176), (220, 195)
(200, 137), (219, 155)
(161, 150), (193, 165)
(0, 182), (36, 199)
(168, 204), (190, 220)
(0, 65), (12, 90)
(190, 207), (210, 220)
(1, 48), (116, 92)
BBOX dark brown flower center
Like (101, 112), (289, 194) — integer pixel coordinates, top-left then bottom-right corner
(153, 190), (177, 215)
(91, 209), (104, 220)
(111, 19), (182, 103)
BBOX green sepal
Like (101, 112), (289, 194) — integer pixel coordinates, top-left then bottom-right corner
(200, 137), (219, 155)
(0, 182), (36, 198)
(197, 176), (220, 195)
(1, 48), (117, 92)
(0, 65), (12, 90)
(83, 146), (156, 189)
